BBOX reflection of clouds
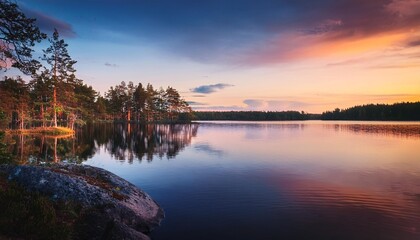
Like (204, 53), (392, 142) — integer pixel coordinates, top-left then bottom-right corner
(194, 143), (224, 157)
(200, 121), (306, 131)
(264, 171), (420, 238)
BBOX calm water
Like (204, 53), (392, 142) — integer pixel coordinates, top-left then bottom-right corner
(3, 121), (420, 239)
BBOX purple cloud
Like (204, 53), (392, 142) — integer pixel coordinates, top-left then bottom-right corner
(105, 62), (118, 67)
(406, 39), (420, 47)
(22, 8), (76, 38)
(187, 101), (207, 106)
(191, 83), (234, 94)
(243, 99), (311, 111)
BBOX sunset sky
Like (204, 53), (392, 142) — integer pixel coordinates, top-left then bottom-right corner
(7, 0), (420, 113)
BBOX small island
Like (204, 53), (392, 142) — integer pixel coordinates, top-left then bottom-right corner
(5, 126), (75, 135)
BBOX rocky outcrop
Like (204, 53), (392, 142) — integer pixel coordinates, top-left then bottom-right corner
(0, 164), (164, 240)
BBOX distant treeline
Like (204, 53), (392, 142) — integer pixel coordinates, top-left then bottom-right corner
(193, 102), (420, 121)
(321, 102), (420, 121)
(193, 111), (316, 121)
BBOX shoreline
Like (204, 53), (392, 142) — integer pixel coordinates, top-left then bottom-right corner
(4, 127), (75, 135)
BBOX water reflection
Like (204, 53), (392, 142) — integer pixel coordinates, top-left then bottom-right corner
(194, 143), (225, 157)
(2, 121), (420, 239)
(2, 134), (76, 164)
(2, 123), (199, 164)
(199, 121), (420, 139)
(100, 124), (198, 162)
(326, 123), (420, 139)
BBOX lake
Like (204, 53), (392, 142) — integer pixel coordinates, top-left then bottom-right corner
(3, 121), (420, 239)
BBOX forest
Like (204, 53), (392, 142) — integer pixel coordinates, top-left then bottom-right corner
(321, 102), (420, 121)
(0, 1), (191, 130)
(0, 74), (192, 130)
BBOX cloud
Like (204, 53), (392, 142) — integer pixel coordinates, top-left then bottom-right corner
(192, 99), (311, 111)
(192, 105), (244, 111)
(22, 8), (76, 38)
(386, 0), (420, 17)
(186, 101), (207, 106)
(194, 143), (224, 156)
(104, 62), (118, 67)
(19, 0), (420, 65)
(368, 63), (420, 69)
(243, 99), (266, 109)
(406, 39), (420, 47)
(191, 83), (234, 94)
(121, 0), (420, 65)
(243, 99), (310, 111)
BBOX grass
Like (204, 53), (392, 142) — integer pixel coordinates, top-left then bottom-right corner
(5, 127), (75, 135)
(0, 174), (81, 239)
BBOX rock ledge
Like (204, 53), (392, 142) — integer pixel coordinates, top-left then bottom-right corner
(0, 164), (164, 240)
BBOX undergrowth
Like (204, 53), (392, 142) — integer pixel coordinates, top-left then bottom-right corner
(0, 175), (81, 240)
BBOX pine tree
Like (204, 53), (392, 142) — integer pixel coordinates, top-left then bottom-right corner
(0, 0), (45, 74)
(133, 83), (146, 122)
(29, 70), (53, 127)
(42, 29), (77, 127)
(0, 76), (30, 129)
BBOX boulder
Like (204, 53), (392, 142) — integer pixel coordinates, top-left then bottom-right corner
(0, 164), (164, 240)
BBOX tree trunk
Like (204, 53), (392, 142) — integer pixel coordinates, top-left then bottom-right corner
(127, 109), (131, 122)
(20, 109), (24, 130)
(53, 53), (58, 127)
(20, 134), (24, 162)
(53, 87), (57, 127)
(41, 102), (45, 128)
(53, 137), (58, 163)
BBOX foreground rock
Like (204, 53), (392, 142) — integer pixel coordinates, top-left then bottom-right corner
(0, 164), (164, 240)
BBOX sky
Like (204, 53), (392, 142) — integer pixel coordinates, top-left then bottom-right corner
(4, 0), (420, 113)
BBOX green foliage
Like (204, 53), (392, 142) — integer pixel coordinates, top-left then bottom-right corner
(42, 29), (77, 80)
(0, 179), (79, 239)
(321, 102), (420, 121)
(105, 81), (192, 122)
(42, 29), (77, 128)
(0, 0), (46, 74)
(0, 76), (31, 129)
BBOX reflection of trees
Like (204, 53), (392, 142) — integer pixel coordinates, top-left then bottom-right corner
(3, 133), (76, 164)
(1, 123), (198, 164)
(104, 124), (198, 162)
(324, 124), (420, 139)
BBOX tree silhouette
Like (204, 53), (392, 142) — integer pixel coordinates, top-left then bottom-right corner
(0, 0), (45, 74)
(0, 76), (30, 129)
(321, 102), (420, 121)
(42, 29), (77, 127)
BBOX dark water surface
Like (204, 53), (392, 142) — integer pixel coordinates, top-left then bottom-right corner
(3, 121), (420, 239)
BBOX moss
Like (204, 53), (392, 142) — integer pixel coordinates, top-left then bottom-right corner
(50, 167), (128, 201)
(0, 175), (81, 240)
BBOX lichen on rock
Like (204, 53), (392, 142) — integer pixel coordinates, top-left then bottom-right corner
(0, 164), (164, 240)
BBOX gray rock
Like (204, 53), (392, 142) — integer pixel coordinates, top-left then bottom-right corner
(0, 164), (164, 240)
